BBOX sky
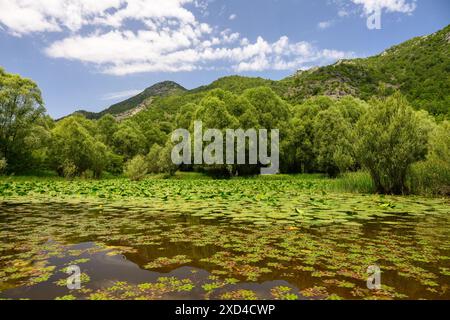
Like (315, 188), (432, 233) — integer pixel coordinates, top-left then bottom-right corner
(0, 0), (449, 118)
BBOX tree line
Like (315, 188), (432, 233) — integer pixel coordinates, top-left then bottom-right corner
(1, 68), (448, 195)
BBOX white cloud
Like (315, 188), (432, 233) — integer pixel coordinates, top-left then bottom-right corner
(101, 89), (143, 100)
(351, 0), (417, 15)
(45, 30), (354, 75)
(229, 14), (237, 20)
(318, 20), (333, 29)
(0, 0), (198, 35)
(338, 9), (349, 17)
(0, 0), (354, 75)
(0, 0), (120, 35)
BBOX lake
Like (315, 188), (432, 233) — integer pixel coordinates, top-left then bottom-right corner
(0, 182), (449, 300)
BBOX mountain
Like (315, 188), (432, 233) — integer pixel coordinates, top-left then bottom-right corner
(149, 24), (449, 118)
(102, 81), (187, 117)
(72, 81), (187, 120)
(190, 76), (284, 94)
(282, 24), (450, 116)
(72, 24), (449, 120)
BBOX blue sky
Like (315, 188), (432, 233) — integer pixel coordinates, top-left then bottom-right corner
(0, 0), (449, 118)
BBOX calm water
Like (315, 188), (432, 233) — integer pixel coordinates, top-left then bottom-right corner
(1, 198), (449, 300)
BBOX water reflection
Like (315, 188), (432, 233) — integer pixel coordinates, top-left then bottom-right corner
(0, 200), (449, 300)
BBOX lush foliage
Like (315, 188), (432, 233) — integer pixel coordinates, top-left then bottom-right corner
(0, 157), (6, 173)
(408, 120), (450, 195)
(286, 25), (450, 118)
(124, 155), (148, 181)
(74, 81), (187, 119)
(49, 115), (109, 178)
(0, 25), (448, 194)
(355, 94), (430, 194)
(0, 67), (48, 172)
(1, 66), (446, 194)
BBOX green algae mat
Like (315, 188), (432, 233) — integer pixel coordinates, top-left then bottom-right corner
(0, 178), (449, 300)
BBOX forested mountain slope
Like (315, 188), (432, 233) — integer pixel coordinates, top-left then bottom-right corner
(283, 24), (450, 116)
(72, 81), (187, 120)
(71, 24), (449, 121)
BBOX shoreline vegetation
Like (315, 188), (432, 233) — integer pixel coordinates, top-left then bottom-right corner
(0, 172), (448, 201)
(1, 25), (449, 197)
(1, 89), (449, 197)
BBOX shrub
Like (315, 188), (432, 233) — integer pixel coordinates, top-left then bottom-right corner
(124, 155), (148, 181)
(62, 161), (77, 179)
(355, 94), (430, 194)
(0, 158), (7, 173)
(81, 169), (95, 180)
(408, 121), (450, 195)
(106, 152), (124, 175)
(90, 141), (109, 178)
(409, 160), (450, 195)
(157, 142), (178, 176)
(147, 144), (163, 173)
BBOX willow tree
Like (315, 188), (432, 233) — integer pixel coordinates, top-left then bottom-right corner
(112, 120), (146, 160)
(0, 68), (46, 171)
(49, 115), (109, 178)
(355, 94), (430, 194)
(313, 107), (354, 177)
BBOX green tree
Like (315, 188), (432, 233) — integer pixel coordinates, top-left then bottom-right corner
(175, 103), (198, 129)
(195, 95), (239, 130)
(241, 87), (290, 130)
(335, 96), (368, 124)
(281, 118), (310, 173)
(147, 143), (163, 173)
(202, 89), (259, 129)
(97, 114), (118, 146)
(355, 94), (430, 194)
(106, 151), (124, 175)
(156, 141), (178, 176)
(409, 120), (450, 195)
(112, 120), (146, 160)
(428, 121), (450, 164)
(193, 95), (239, 176)
(313, 107), (354, 177)
(90, 141), (109, 178)
(0, 157), (6, 173)
(287, 96), (335, 173)
(241, 87), (291, 175)
(49, 115), (109, 178)
(0, 68), (46, 172)
(24, 115), (53, 170)
(124, 155), (148, 181)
